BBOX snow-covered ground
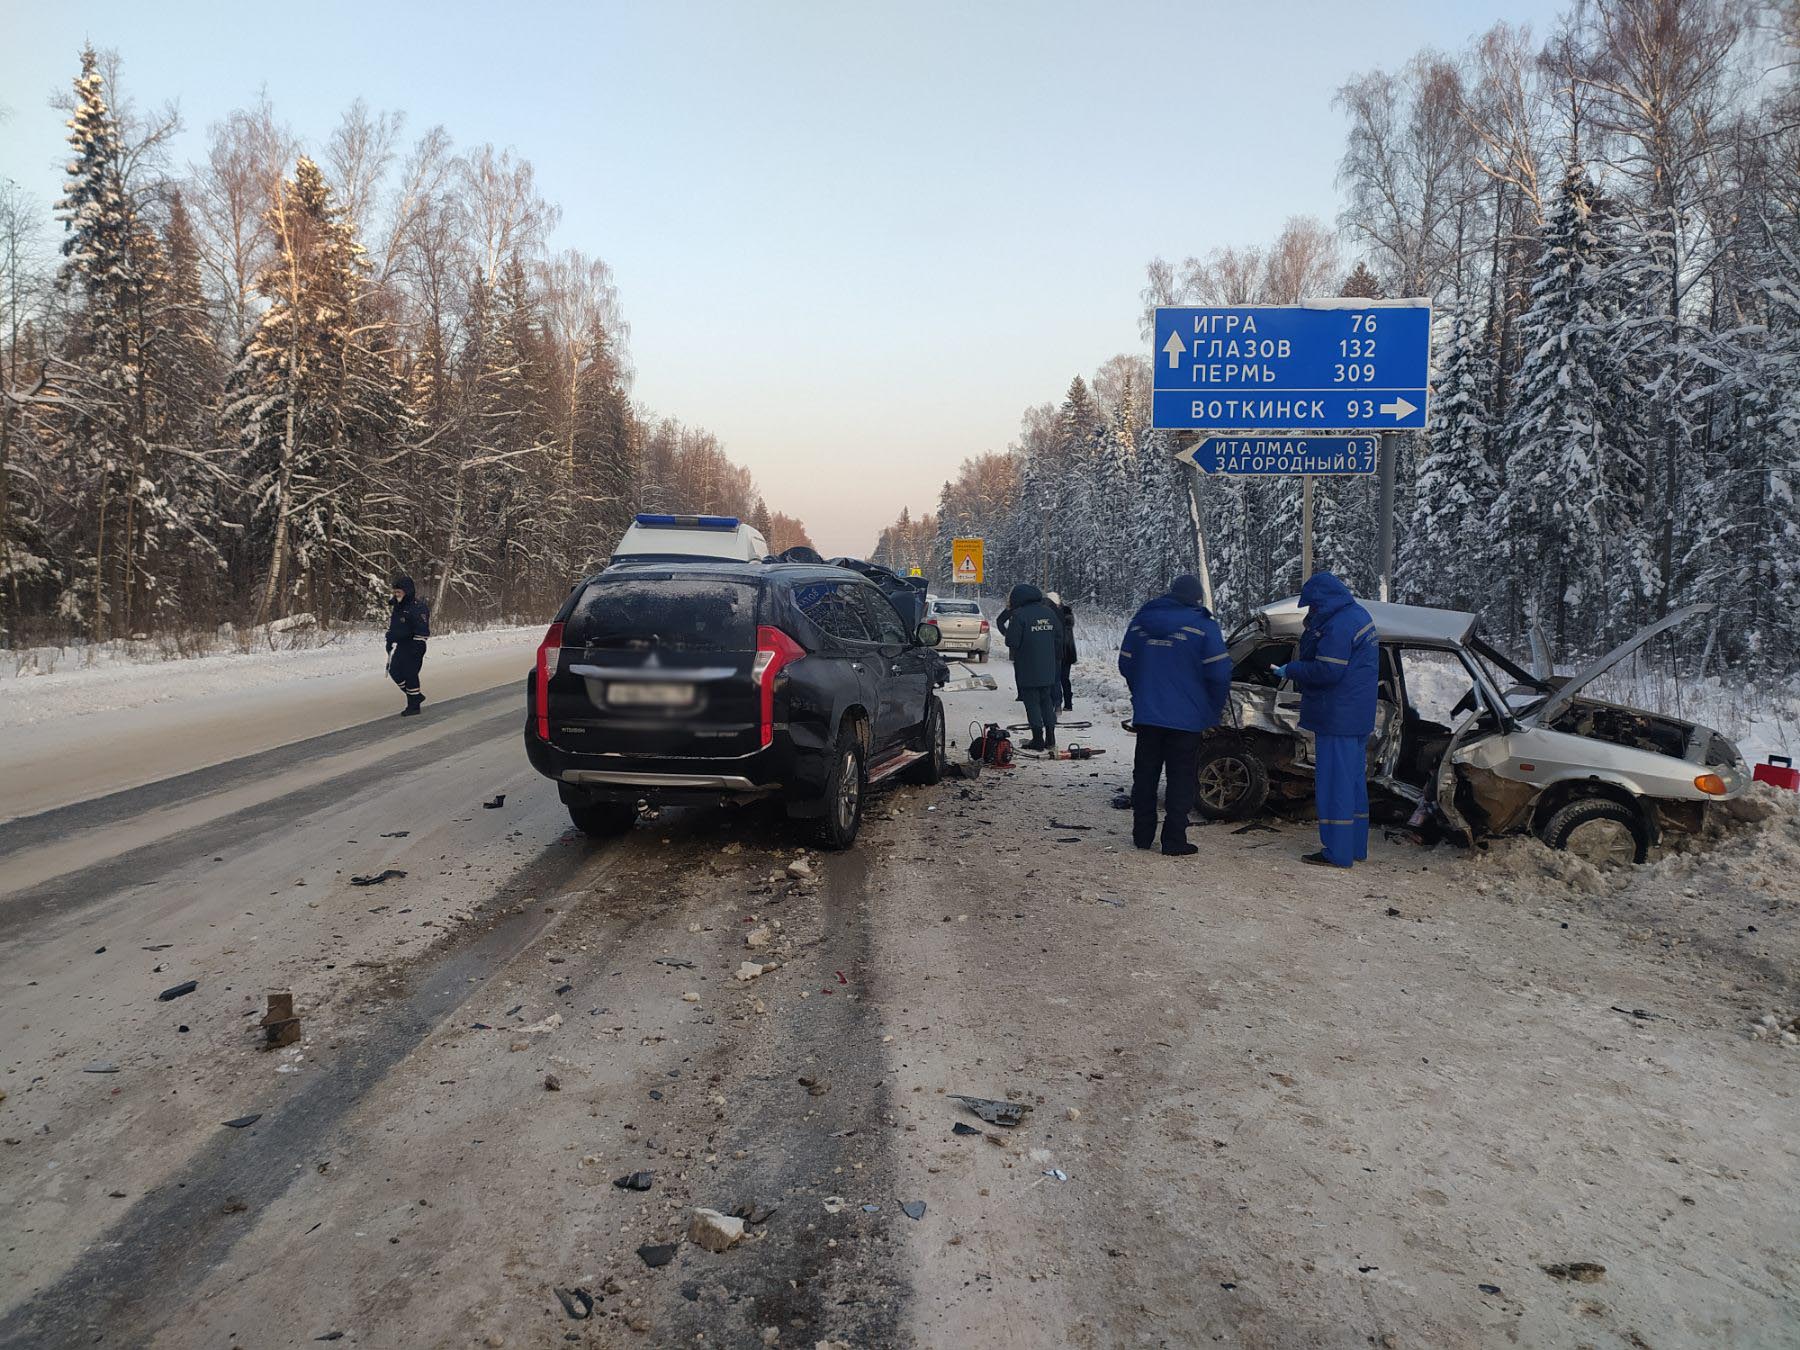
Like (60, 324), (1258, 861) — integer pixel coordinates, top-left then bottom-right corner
(0, 623), (540, 731)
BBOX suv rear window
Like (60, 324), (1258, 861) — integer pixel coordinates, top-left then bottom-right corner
(932, 601), (980, 615)
(564, 577), (758, 651)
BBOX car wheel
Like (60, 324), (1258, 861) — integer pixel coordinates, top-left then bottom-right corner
(1540, 796), (1647, 866)
(1193, 740), (1271, 821)
(818, 724), (867, 850)
(906, 696), (947, 785)
(568, 801), (638, 838)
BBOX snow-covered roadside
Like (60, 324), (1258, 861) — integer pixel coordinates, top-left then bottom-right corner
(0, 624), (540, 731)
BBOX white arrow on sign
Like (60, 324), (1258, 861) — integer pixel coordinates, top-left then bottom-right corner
(1379, 396), (1417, 420)
(1162, 331), (1185, 368)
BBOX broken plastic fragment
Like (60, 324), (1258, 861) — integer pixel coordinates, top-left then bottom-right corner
(949, 1094), (1031, 1127)
(350, 870), (406, 887)
(158, 980), (198, 1001)
(222, 1114), (262, 1129)
(482, 794), (506, 809)
(901, 1201), (926, 1220)
(951, 1122), (982, 1137)
(614, 1171), (655, 1191)
(636, 1243), (677, 1268)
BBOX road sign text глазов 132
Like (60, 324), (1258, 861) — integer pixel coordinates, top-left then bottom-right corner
(1177, 435), (1377, 476)
(1151, 301), (1430, 432)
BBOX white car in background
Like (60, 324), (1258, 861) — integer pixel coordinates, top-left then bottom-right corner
(924, 597), (991, 661)
(612, 513), (769, 563)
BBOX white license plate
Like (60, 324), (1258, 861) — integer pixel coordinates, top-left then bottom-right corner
(607, 681), (696, 708)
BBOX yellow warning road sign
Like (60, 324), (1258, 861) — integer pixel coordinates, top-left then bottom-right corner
(951, 538), (984, 585)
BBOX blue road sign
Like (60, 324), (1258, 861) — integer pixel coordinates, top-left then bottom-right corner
(1177, 435), (1377, 476)
(1152, 302), (1430, 432)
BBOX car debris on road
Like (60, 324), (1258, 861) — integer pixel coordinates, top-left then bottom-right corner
(950, 1094), (1032, 1126)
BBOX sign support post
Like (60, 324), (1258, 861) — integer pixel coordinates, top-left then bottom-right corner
(1182, 461), (1215, 612)
(1300, 476), (1314, 582)
(1376, 433), (1396, 601)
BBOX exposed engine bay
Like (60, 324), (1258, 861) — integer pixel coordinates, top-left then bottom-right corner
(1548, 699), (1690, 760)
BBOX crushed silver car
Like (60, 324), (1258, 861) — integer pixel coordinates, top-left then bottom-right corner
(1193, 598), (1749, 865)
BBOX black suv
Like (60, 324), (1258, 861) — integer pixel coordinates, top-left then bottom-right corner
(524, 561), (948, 847)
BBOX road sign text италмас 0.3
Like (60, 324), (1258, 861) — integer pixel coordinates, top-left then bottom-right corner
(1177, 435), (1378, 476)
(1151, 301), (1430, 432)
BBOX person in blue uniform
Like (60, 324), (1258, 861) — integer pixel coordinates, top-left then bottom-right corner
(1118, 574), (1232, 856)
(1272, 571), (1378, 868)
(385, 575), (431, 717)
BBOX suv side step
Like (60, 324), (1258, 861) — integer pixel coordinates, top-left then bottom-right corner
(866, 749), (925, 786)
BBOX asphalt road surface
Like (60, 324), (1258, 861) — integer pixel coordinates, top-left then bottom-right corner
(2, 649), (1797, 1348)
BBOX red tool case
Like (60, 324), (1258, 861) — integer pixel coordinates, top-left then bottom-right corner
(1753, 755), (1798, 791)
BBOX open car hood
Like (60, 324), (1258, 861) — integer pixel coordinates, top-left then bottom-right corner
(1527, 603), (1712, 726)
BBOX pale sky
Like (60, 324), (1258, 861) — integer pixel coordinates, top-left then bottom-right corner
(0, 0), (1562, 555)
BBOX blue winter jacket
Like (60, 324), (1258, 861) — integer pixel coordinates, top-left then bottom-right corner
(1118, 595), (1232, 733)
(1285, 572), (1378, 738)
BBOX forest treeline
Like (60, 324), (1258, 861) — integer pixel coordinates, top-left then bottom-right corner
(878, 0), (1798, 674)
(0, 48), (809, 643)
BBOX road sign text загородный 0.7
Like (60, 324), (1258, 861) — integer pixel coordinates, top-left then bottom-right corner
(1151, 300), (1430, 432)
(1177, 435), (1377, 476)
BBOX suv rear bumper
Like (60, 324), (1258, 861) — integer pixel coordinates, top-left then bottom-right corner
(560, 767), (765, 793)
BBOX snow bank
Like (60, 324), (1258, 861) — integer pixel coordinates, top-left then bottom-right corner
(1466, 784), (1800, 901)
(0, 623), (541, 731)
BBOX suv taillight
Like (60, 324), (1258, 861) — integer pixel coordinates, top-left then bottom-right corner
(535, 621), (564, 742)
(753, 626), (804, 748)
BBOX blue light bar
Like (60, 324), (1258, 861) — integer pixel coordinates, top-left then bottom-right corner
(633, 513), (740, 530)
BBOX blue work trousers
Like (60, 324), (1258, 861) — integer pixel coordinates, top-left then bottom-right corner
(1314, 733), (1370, 867)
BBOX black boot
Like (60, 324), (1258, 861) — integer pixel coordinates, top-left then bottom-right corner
(1045, 729), (1056, 750)
(402, 692), (423, 717)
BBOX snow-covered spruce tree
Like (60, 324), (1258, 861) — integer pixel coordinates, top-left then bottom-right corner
(135, 186), (228, 625)
(1689, 204), (1800, 673)
(1052, 376), (1101, 600)
(487, 251), (556, 613)
(1496, 167), (1654, 656)
(52, 46), (158, 639)
(1402, 300), (1497, 614)
(1130, 429), (1194, 600)
(227, 155), (412, 626)
(1090, 403), (1138, 609)
(569, 315), (637, 575)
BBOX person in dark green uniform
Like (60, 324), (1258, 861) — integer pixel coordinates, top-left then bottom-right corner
(1004, 582), (1065, 750)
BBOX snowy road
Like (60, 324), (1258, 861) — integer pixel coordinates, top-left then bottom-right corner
(0, 628), (539, 821)
(2, 648), (1798, 1348)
